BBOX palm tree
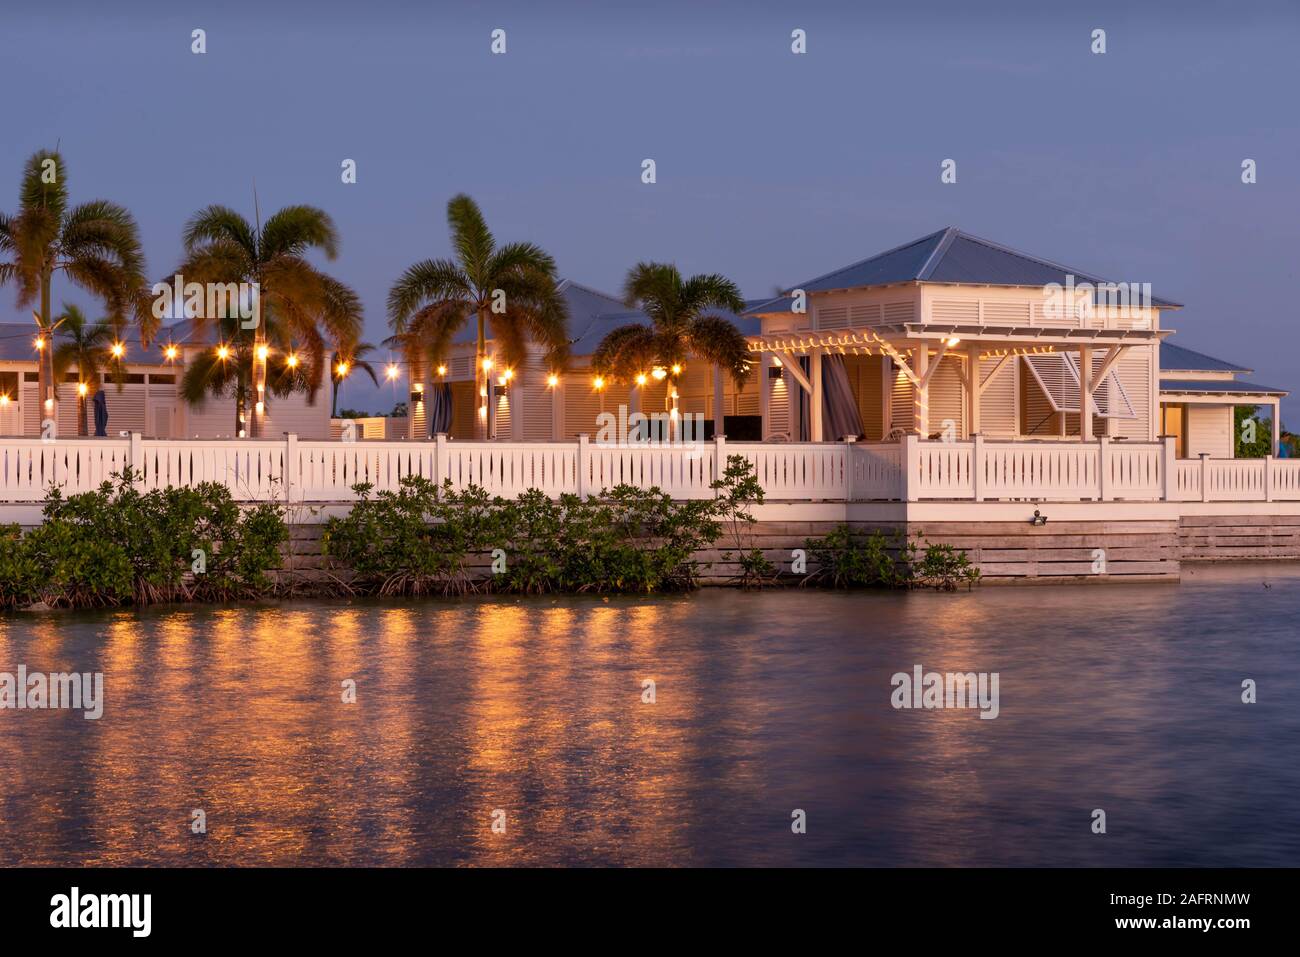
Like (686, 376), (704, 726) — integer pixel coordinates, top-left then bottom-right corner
(180, 312), (321, 437)
(591, 264), (751, 429)
(0, 150), (146, 427)
(330, 342), (380, 417)
(387, 194), (569, 439)
(51, 304), (126, 436)
(175, 202), (362, 437)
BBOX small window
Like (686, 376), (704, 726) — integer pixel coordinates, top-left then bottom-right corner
(149, 374), (176, 385)
(23, 372), (39, 382)
(0, 370), (17, 399)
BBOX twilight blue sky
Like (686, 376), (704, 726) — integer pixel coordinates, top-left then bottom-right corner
(4, 0), (1298, 417)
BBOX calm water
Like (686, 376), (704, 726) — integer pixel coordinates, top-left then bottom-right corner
(1, 563), (1297, 867)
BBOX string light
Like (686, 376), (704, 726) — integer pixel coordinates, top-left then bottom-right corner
(110, 342), (125, 359)
(592, 375), (605, 390)
(946, 337), (962, 347)
(651, 367), (667, 380)
(164, 344), (179, 361)
(670, 364), (682, 375)
(286, 354), (299, 368)
(385, 364), (400, 381)
(216, 345), (230, 360)
(635, 373), (647, 386)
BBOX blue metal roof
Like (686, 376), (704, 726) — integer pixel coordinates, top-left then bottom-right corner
(451, 279), (760, 356)
(1160, 379), (1287, 396)
(1159, 341), (1251, 375)
(787, 227), (1182, 307)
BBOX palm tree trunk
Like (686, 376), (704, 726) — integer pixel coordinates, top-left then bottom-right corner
(39, 269), (53, 433)
(78, 394), (88, 436)
(236, 380), (246, 438)
(476, 307), (489, 440)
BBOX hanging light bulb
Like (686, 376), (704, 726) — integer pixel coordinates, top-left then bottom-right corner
(385, 363), (400, 380)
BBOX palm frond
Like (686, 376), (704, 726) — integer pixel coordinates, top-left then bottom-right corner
(386, 258), (470, 331)
(446, 194), (494, 281)
(688, 315), (752, 385)
(183, 205), (256, 259)
(260, 205), (339, 260)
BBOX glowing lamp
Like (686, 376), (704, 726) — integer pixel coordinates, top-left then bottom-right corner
(110, 342), (125, 358)
(482, 357), (493, 371)
(546, 373), (559, 388)
(286, 354), (299, 368)
(336, 361), (349, 377)
(651, 368), (667, 380)
(164, 344), (179, 360)
(635, 373), (647, 386)
(77, 382), (88, 397)
(34, 337), (45, 351)
(254, 401), (265, 414)
(216, 345), (230, 360)
(670, 364), (682, 375)
(256, 344), (269, 361)
(386, 364), (400, 381)
(593, 375), (605, 390)
(946, 337), (961, 348)
(436, 365), (447, 377)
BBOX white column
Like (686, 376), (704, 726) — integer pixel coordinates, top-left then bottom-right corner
(711, 364), (725, 438)
(912, 345), (929, 437)
(759, 352), (772, 440)
(1079, 344), (1093, 442)
(1272, 399), (1281, 456)
(965, 344), (980, 437)
(809, 349), (824, 441)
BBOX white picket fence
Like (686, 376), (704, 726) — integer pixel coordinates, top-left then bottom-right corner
(1, 433), (1298, 504)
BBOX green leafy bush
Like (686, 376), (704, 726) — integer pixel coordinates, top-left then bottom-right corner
(322, 478), (723, 596)
(0, 472), (288, 609)
(711, 454), (776, 588)
(802, 524), (979, 590)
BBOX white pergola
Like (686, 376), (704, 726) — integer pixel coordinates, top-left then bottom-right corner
(747, 323), (1166, 441)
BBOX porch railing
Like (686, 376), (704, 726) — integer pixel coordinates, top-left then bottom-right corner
(0, 433), (1297, 505)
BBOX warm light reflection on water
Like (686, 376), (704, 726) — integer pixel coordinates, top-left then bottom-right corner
(1, 563), (1298, 866)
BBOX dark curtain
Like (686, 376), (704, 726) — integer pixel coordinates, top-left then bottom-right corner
(92, 389), (108, 437)
(822, 354), (864, 440)
(428, 383), (453, 436)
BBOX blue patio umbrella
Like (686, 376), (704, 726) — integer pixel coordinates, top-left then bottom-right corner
(92, 388), (108, 436)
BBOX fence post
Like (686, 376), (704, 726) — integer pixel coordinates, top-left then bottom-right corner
(903, 433), (919, 502)
(837, 436), (855, 502)
(128, 431), (143, 488)
(971, 433), (984, 502)
(284, 433), (299, 503)
(577, 433), (589, 499)
(1199, 452), (1210, 503)
(434, 432), (447, 487)
(1161, 435), (1177, 502)
(1098, 435), (1110, 502)
(714, 433), (726, 495)
(1265, 454), (1274, 502)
